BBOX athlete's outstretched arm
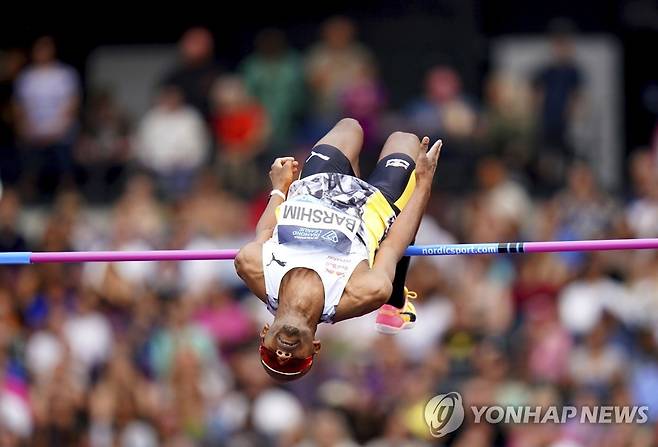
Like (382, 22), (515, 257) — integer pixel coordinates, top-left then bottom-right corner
(235, 157), (299, 301)
(372, 138), (442, 282)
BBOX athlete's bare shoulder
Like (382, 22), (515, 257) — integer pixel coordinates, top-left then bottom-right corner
(235, 241), (266, 301)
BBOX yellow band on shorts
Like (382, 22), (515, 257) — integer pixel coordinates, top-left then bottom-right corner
(362, 170), (416, 265)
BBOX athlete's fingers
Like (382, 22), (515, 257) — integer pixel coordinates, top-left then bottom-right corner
(420, 136), (430, 152)
(428, 139), (442, 162)
(272, 157), (295, 167)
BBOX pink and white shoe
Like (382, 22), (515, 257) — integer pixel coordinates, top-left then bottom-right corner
(375, 288), (418, 334)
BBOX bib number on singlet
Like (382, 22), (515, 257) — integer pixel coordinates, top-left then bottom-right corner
(276, 201), (360, 253)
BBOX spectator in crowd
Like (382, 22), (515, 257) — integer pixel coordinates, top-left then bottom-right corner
(306, 17), (375, 127)
(629, 329), (658, 422)
(295, 408), (360, 447)
(469, 157), (532, 240)
(0, 188), (27, 252)
(113, 174), (165, 246)
(162, 27), (222, 119)
(551, 162), (620, 265)
(14, 36), (80, 199)
(0, 49), (26, 186)
(194, 287), (255, 351)
(568, 316), (627, 393)
(366, 408), (431, 447)
(30, 350), (84, 445)
(81, 176), (164, 301)
(148, 299), (223, 379)
(405, 66), (479, 189)
(74, 91), (132, 201)
(479, 72), (535, 172)
(406, 65), (478, 140)
(452, 256), (514, 336)
(88, 346), (159, 447)
(532, 20), (583, 150)
(210, 75), (269, 197)
(524, 294), (573, 383)
(626, 149), (658, 238)
(512, 253), (569, 317)
(338, 59), (386, 156)
(1, 295), (33, 444)
(241, 28), (305, 155)
(531, 19), (584, 193)
(136, 84), (209, 197)
(625, 250), (658, 330)
(63, 290), (113, 382)
(558, 254), (627, 335)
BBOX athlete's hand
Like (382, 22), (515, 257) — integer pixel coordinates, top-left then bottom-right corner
(269, 157), (299, 192)
(415, 137), (442, 190)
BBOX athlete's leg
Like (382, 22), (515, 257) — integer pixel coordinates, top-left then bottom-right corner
(370, 132), (424, 309)
(301, 118), (363, 178)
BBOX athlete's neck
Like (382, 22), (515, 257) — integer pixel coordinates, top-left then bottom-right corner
(276, 268), (324, 330)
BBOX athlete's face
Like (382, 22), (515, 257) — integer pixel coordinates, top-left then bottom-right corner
(260, 322), (321, 362)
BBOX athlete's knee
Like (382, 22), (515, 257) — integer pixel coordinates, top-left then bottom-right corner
(385, 131), (421, 159)
(335, 117), (363, 136)
(388, 131), (420, 146)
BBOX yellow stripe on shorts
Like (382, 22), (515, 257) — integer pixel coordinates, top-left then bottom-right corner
(394, 169), (416, 210)
(361, 170), (416, 265)
(362, 191), (396, 265)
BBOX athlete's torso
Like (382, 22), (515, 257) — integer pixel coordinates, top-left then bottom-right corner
(262, 172), (396, 323)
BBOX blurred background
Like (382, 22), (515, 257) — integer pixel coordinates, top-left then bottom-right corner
(1, 1), (658, 446)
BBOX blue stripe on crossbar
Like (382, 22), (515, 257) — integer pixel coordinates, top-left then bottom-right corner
(0, 252), (32, 264)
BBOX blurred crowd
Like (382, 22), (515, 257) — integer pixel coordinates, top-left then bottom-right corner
(1, 17), (658, 447)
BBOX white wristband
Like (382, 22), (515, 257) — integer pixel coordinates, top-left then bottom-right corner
(270, 189), (286, 200)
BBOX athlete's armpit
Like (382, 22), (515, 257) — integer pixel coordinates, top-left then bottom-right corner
(234, 241), (267, 302)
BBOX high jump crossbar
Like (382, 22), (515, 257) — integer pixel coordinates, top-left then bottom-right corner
(1, 238), (658, 264)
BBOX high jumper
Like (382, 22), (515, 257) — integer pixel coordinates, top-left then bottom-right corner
(235, 117), (442, 380)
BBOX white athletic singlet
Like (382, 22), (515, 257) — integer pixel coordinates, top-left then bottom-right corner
(262, 172), (397, 323)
